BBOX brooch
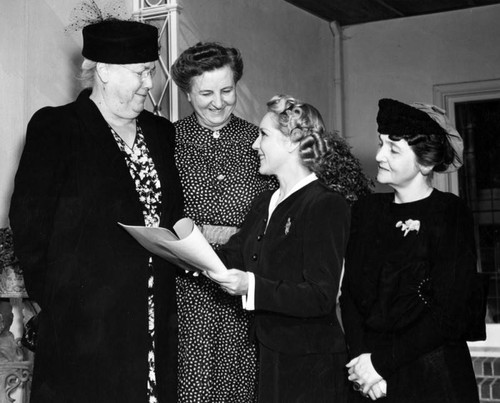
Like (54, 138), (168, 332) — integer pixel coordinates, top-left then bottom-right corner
(284, 217), (292, 236)
(395, 219), (420, 237)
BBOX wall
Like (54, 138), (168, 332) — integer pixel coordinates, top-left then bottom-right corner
(176, 0), (335, 127)
(341, 4), (500, 191)
(0, 2), (25, 229)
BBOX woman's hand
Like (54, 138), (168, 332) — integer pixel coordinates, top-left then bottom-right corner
(206, 269), (249, 296)
(347, 353), (383, 395)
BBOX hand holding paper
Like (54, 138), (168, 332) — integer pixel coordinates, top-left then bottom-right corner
(206, 268), (249, 296)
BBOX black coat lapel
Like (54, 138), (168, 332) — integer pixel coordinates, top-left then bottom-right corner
(73, 90), (143, 220)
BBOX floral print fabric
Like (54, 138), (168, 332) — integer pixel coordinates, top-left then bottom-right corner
(111, 123), (161, 403)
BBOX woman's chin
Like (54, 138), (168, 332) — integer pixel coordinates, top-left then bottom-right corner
(376, 172), (389, 185)
(258, 166), (269, 176)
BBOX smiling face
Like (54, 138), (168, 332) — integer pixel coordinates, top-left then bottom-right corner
(375, 134), (425, 190)
(187, 65), (237, 131)
(253, 112), (292, 176)
(104, 62), (155, 119)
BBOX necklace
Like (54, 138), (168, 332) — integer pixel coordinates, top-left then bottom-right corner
(109, 121), (137, 151)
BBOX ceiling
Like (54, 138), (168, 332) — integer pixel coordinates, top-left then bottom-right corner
(284, 0), (500, 26)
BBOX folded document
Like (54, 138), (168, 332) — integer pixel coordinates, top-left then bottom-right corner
(119, 217), (227, 275)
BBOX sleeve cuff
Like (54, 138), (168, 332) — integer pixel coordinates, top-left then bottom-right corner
(370, 350), (395, 379)
(242, 271), (255, 311)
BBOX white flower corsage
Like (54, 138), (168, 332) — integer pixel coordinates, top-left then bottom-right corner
(395, 219), (420, 237)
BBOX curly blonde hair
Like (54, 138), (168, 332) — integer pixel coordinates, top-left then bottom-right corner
(266, 94), (329, 171)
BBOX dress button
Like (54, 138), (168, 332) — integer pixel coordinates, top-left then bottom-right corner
(216, 174), (225, 181)
(213, 130), (220, 139)
(252, 254), (258, 261)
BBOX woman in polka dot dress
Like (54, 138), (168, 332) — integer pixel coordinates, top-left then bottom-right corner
(171, 42), (276, 402)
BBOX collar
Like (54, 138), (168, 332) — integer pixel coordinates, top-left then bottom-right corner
(268, 173), (317, 219)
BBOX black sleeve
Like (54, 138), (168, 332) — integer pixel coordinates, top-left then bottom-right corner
(340, 198), (371, 357)
(159, 117), (184, 227)
(216, 192), (269, 270)
(9, 108), (69, 303)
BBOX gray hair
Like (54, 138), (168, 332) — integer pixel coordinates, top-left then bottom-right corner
(79, 58), (97, 89)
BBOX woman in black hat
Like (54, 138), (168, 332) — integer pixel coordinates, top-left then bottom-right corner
(340, 99), (482, 402)
(9, 19), (183, 403)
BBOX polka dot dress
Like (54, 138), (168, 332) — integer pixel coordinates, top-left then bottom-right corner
(174, 114), (276, 402)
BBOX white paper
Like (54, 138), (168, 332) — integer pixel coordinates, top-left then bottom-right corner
(119, 217), (227, 275)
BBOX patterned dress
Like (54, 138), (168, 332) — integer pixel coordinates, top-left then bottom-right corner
(111, 124), (162, 403)
(174, 113), (276, 402)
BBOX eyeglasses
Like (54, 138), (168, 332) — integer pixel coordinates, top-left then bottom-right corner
(118, 65), (156, 81)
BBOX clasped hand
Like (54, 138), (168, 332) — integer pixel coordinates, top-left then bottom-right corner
(206, 269), (249, 296)
(346, 353), (387, 400)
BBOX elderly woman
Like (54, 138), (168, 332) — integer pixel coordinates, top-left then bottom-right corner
(208, 95), (351, 402)
(171, 42), (275, 402)
(9, 20), (183, 403)
(340, 99), (481, 402)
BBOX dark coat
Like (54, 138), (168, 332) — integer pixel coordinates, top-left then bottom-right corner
(340, 190), (480, 402)
(9, 90), (183, 403)
(219, 180), (350, 355)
